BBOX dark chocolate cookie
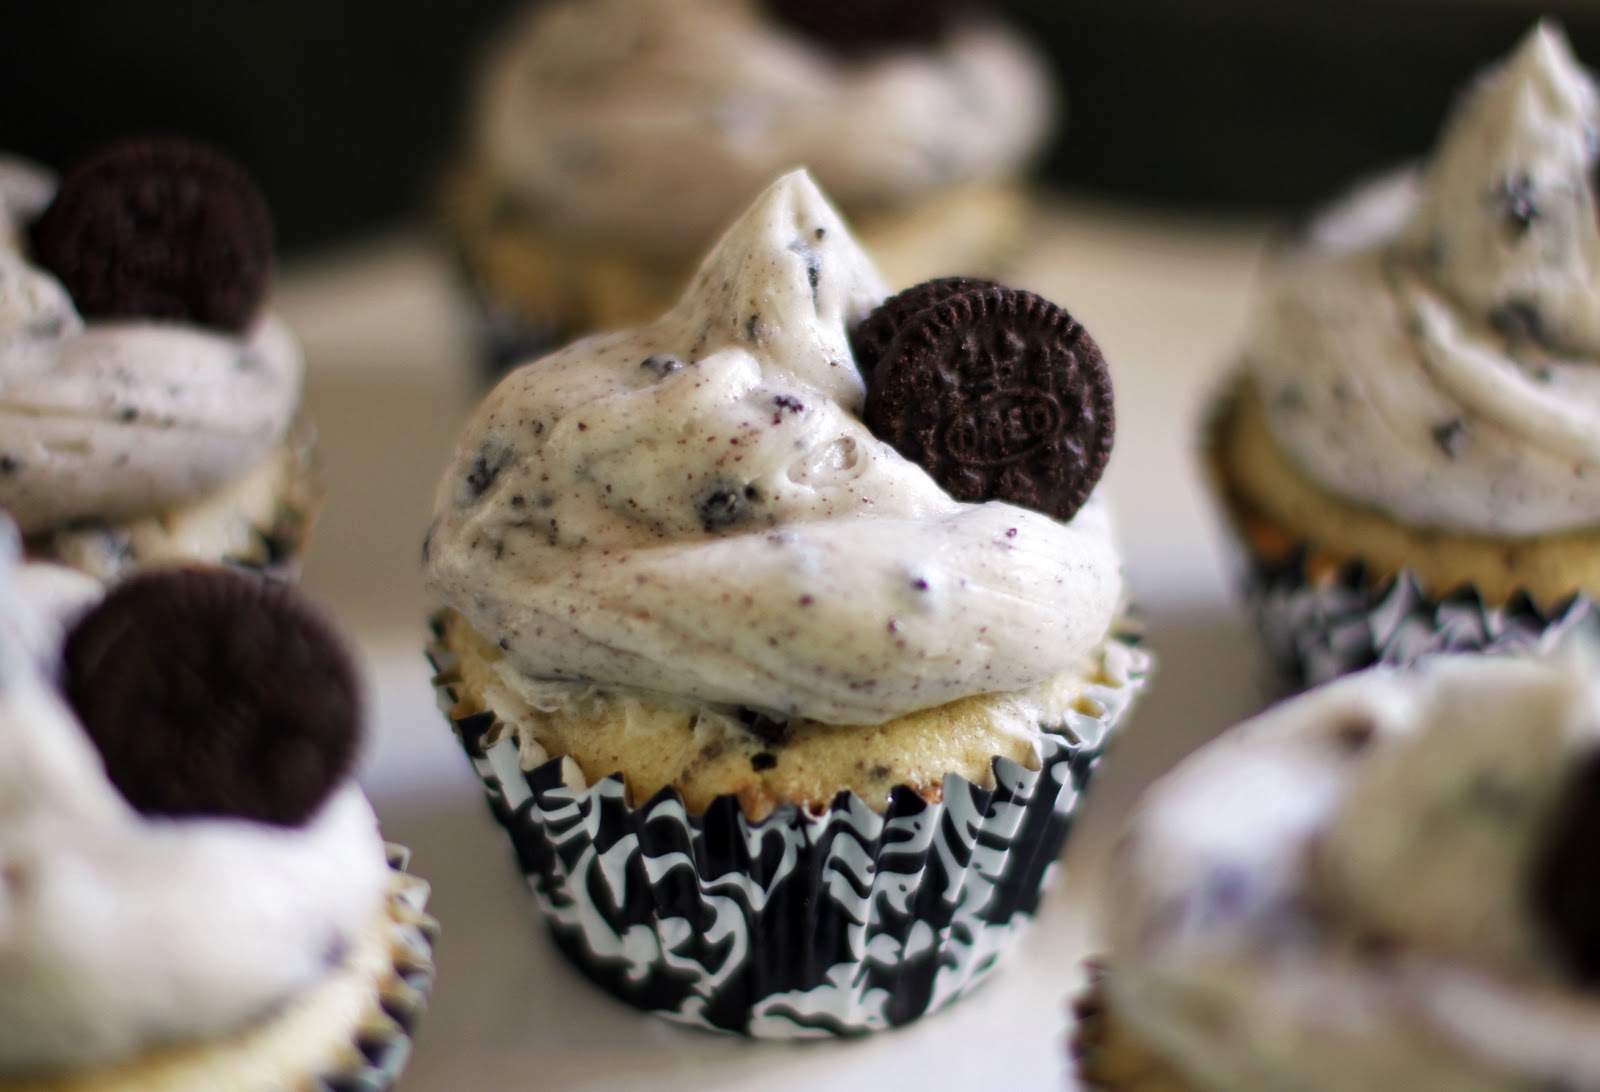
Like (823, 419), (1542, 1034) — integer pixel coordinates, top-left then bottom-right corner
(850, 276), (997, 385)
(861, 279), (1114, 522)
(1529, 751), (1600, 984)
(30, 137), (273, 333)
(761, 0), (972, 55)
(61, 567), (361, 827)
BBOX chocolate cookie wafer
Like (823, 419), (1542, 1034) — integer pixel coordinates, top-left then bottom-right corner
(861, 278), (1114, 522)
(62, 567), (361, 827)
(30, 137), (274, 333)
(851, 276), (996, 384)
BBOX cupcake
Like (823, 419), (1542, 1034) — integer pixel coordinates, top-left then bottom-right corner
(446, 0), (1056, 375)
(0, 528), (435, 1090)
(425, 170), (1145, 1035)
(1206, 22), (1600, 691)
(0, 137), (321, 581)
(1076, 648), (1600, 1090)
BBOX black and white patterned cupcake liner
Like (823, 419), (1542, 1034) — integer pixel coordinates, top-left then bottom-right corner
(315, 844), (438, 1092)
(428, 623), (1148, 1038)
(1243, 548), (1599, 692)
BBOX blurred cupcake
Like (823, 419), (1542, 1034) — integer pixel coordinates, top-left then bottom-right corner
(0, 137), (321, 581)
(0, 530), (435, 1090)
(446, 0), (1056, 376)
(425, 170), (1145, 1035)
(1077, 648), (1600, 1089)
(1207, 23), (1600, 690)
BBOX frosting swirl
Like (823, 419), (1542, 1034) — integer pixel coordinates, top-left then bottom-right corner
(0, 531), (388, 1071)
(473, 0), (1053, 261)
(0, 157), (303, 538)
(425, 171), (1122, 725)
(1106, 651), (1600, 1090)
(1245, 23), (1600, 538)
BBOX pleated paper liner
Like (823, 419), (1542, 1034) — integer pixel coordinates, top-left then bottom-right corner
(1072, 962), (1201, 1092)
(1241, 544), (1597, 693)
(316, 844), (438, 1092)
(3, 845), (435, 1092)
(1203, 379), (1599, 693)
(429, 617), (1148, 1037)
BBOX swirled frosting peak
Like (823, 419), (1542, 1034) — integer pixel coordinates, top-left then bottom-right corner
(425, 171), (1122, 725)
(1405, 23), (1600, 348)
(1246, 22), (1600, 537)
(1107, 651), (1600, 1090)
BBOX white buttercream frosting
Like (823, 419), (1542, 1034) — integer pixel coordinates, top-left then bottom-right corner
(1245, 23), (1600, 538)
(473, 0), (1054, 260)
(426, 171), (1122, 725)
(1106, 651), (1600, 1090)
(0, 157), (303, 539)
(0, 527), (388, 1072)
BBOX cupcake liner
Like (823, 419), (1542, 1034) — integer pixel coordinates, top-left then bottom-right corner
(314, 844), (439, 1092)
(455, 249), (568, 384)
(428, 620), (1148, 1037)
(472, 295), (565, 383)
(1071, 962), (1200, 1092)
(1243, 547), (1598, 692)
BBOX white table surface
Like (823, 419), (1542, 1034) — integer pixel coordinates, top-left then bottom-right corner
(277, 199), (1279, 1091)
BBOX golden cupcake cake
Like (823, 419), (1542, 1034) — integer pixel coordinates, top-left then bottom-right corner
(1078, 648), (1600, 1089)
(0, 526), (434, 1090)
(446, 0), (1057, 373)
(426, 170), (1145, 1035)
(1207, 23), (1600, 688)
(0, 138), (320, 580)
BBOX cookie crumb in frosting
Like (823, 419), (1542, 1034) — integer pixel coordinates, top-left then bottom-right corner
(1432, 418), (1468, 458)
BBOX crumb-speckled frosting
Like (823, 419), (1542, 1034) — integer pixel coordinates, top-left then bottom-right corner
(0, 156), (303, 538)
(1106, 651), (1600, 1090)
(473, 0), (1053, 261)
(1244, 23), (1600, 538)
(0, 530), (388, 1072)
(425, 171), (1121, 725)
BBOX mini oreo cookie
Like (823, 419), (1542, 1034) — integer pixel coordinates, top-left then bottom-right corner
(860, 278), (1114, 522)
(30, 137), (273, 333)
(61, 567), (361, 827)
(761, 0), (971, 54)
(1529, 751), (1600, 984)
(851, 276), (994, 385)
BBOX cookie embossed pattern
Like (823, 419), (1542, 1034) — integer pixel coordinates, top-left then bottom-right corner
(424, 170), (1148, 1036)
